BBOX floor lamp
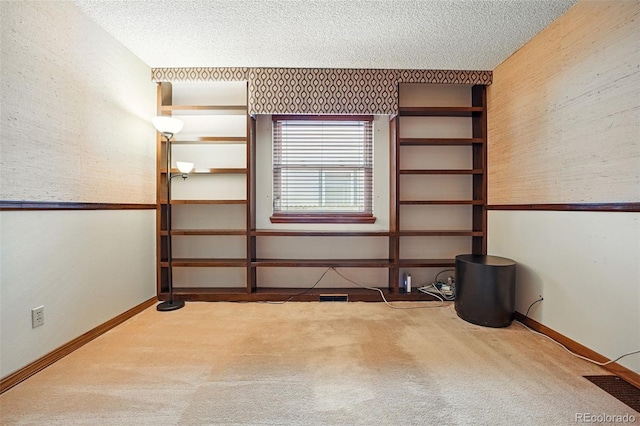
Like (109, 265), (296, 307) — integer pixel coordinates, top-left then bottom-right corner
(152, 116), (194, 312)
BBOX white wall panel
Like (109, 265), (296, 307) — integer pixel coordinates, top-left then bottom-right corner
(171, 174), (246, 200)
(399, 84), (472, 107)
(172, 144), (246, 169)
(173, 267), (246, 288)
(173, 115), (247, 141)
(171, 81), (247, 106)
(256, 236), (388, 259)
(399, 117), (473, 139)
(488, 210), (640, 373)
(171, 204), (246, 229)
(257, 267), (388, 289)
(400, 146), (472, 170)
(173, 235), (246, 258)
(0, 210), (156, 377)
(400, 236), (471, 259)
(399, 175), (473, 201)
(400, 205), (472, 231)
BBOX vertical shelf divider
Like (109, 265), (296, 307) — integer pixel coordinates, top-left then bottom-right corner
(389, 114), (400, 293)
(247, 99), (257, 293)
(156, 82), (172, 298)
(472, 85), (488, 255)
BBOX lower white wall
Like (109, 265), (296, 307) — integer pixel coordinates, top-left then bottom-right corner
(0, 210), (156, 378)
(488, 210), (640, 373)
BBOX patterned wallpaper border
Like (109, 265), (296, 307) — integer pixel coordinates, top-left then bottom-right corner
(151, 67), (492, 115)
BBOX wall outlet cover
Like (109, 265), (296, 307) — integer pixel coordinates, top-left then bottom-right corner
(32, 306), (44, 328)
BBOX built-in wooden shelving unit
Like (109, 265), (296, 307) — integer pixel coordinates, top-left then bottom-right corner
(156, 81), (252, 299)
(156, 82), (487, 302)
(392, 83), (487, 292)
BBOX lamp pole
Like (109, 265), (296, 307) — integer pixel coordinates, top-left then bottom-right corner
(157, 131), (185, 311)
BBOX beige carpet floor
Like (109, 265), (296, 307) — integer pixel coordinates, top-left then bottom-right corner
(1, 302), (637, 425)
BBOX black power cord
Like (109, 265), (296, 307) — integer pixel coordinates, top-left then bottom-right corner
(517, 296), (640, 366)
(524, 296), (543, 318)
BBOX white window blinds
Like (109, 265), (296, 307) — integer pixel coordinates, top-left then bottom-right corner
(272, 116), (373, 217)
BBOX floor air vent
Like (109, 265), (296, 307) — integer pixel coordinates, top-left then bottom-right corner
(319, 294), (348, 302)
(584, 375), (640, 412)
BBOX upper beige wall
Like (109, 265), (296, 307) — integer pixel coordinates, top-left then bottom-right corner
(487, 0), (640, 204)
(0, 1), (156, 203)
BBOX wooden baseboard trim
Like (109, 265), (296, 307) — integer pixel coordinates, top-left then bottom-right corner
(0, 201), (156, 211)
(486, 203), (640, 212)
(0, 297), (157, 395)
(514, 312), (640, 388)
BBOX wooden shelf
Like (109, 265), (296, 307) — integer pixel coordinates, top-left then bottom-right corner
(399, 259), (456, 268)
(207, 168), (247, 174)
(167, 287), (248, 294)
(399, 138), (483, 146)
(399, 169), (483, 175)
(172, 137), (247, 144)
(399, 106), (483, 117)
(251, 259), (393, 268)
(398, 230), (483, 237)
(165, 287), (440, 302)
(399, 200), (484, 205)
(161, 229), (247, 236)
(252, 230), (392, 237)
(165, 167), (247, 174)
(253, 287), (436, 301)
(161, 258), (247, 267)
(169, 200), (247, 205)
(160, 105), (247, 113)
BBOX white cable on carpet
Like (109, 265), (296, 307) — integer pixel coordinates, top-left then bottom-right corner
(331, 268), (446, 309)
(515, 320), (640, 366)
(519, 298), (640, 367)
(264, 266), (452, 309)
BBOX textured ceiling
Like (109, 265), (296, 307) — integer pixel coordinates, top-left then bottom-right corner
(74, 0), (578, 70)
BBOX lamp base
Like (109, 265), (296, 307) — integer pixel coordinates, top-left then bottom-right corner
(156, 299), (185, 311)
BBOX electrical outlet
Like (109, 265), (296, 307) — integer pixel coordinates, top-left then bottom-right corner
(32, 306), (44, 328)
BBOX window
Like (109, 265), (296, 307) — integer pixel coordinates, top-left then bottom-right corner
(271, 115), (375, 223)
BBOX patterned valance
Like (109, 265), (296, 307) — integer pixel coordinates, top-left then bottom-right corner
(151, 67), (492, 115)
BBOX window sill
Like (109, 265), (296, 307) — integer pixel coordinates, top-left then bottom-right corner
(270, 214), (376, 224)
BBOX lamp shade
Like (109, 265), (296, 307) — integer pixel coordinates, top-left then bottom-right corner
(152, 116), (184, 135)
(176, 162), (194, 174)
